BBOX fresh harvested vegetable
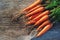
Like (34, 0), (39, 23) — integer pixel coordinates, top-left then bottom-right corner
(11, 0), (60, 38)
(27, 7), (60, 25)
(25, 0), (59, 18)
(28, 5), (42, 13)
(36, 7), (60, 37)
(26, 7), (45, 17)
(27, 15), (49, 25)
(24, 0), (60, 12)
(28, 13), (40, 20)
(36, 20), (51, 31)
(21, 0), (58, 18)
(36, 23), (52, 37)
(23, 0), (60, 11)
(32, 10), (50, 21)
(22, 0), (42, 11)
(27, 10), (50, 25)
(34, 15), (49, 26)
(25, 0), (60, 17)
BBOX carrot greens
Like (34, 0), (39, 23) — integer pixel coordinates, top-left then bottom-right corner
(49, 7), (60, 23)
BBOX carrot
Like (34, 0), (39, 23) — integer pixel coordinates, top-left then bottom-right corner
(26, 15), (49, 25)
(28, 13), (40, 20)
(26, 10), (50, 25)
(22, 0), (42, 12)
(34, 15), (49, 26)
(28, 5), (42, 13)
(26, 7), (45, 17)
(32, 10), (50, 21)
(28, 9), (49, 20)
(36, 23), (52, 37)
(26, 12), (42, 25)
(36, 20), (51, 31)
(26, 10), (50, 24)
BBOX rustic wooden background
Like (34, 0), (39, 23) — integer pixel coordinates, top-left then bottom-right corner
(0, 0), (35, 40)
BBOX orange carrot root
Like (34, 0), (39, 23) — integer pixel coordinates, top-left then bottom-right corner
(23, 0), (42, 11)
(28, 5), (42, 13)
(34, 15), (49, 26)
(26, 10), (50, 25)
(28, 13), (40, 20)
(26, 15), (49, 25)
(26, 7), (45, 17)
(36, 23), (52, 37)
(32, 10), (50, 21)
(37, 20), (51, 31)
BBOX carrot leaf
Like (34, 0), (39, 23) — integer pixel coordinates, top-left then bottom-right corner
(45, 0), (59, 9)
(50, 6), (60, 22)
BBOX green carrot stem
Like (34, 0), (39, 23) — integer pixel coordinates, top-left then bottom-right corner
(49, 6), (60, 22)
(49, 6), (60, 17)
(45, 0), (58, 9)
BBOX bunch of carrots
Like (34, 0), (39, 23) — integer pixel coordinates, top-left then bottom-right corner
(12, 0), (60, 37)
